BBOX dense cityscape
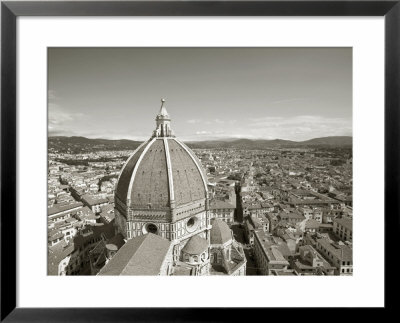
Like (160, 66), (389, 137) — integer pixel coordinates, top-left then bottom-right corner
(48, 107), (353, 276)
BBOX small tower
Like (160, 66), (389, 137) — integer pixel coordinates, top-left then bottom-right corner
(153, 99), (174, 138)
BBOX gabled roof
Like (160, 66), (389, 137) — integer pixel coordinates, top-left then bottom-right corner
(98, 233), (172, 275)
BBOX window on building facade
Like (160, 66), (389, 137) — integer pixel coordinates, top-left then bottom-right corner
(145, 223), (158, 234)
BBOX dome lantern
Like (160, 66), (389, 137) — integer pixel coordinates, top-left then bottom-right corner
(153, 98), (174, 138)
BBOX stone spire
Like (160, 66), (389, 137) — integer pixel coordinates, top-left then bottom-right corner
(153, 99), (174, 138)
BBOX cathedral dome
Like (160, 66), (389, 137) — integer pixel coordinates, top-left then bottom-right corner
(182, 235), (209, 255)
(115, 100), (208, 210)
(210, 219), (232, 245)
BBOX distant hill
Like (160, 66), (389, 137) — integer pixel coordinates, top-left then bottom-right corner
(48, 135), (352, 153)
(186, 136), (352, 149)
(299, 136), (352, 146)
(48, 136), (143, 153)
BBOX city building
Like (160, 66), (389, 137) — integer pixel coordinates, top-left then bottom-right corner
(315, 238), (353, 275)
(209, 199), (236, 224)
(81, 194), (109, 214)
(48, 222), (117, 275)
(277, 210), (305, 226)
(291, 245), (335, 275)
(253, 230), (289, 275)
(48, 202), (83, 223)
(333, 217), (353, 242)
(243, 214), (267, 245)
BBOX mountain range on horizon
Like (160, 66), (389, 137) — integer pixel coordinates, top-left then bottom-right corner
(48, 135), (352, 152)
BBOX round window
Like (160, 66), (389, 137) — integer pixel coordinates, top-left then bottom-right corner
(186, 217), (199, 233)
(143, 223), (159, 235)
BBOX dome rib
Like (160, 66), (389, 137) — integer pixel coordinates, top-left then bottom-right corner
(130, 139), (170, 208)
(163, 138), (175, 202)
(117, 140), (148, 184)
(116, 138), (207, 209)
(115, 140), (149, 204)
(126, 137), (156, 205)
(168, 139), (205, 205)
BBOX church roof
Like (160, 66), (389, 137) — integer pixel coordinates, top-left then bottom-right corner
(115, 104), (208, 210)
(181, 235), (209, 255)
(210, 219), (232, 245)
(98, 233), (172, 276)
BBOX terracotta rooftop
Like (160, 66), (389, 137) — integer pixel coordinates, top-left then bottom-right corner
(115, 138), (207, 209)
(181, 235), (209, 255)
(334, 217), (352, 231)
(317, 238), (352, 261)
(305, 219), (321, 229)
(210, 219), (232, 245)
(98, 233), (172, 276)
(48, 202), (83, 216)
(48, 241), (75, 275)
(209, 199), (235, 210)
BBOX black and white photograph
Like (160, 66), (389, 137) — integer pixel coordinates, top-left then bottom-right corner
(47, 47), (353, 277)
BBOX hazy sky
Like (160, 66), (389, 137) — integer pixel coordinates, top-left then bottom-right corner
(48, 47), (352, 141)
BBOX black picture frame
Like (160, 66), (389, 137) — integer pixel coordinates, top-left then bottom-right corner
(1, 0), (398, 321)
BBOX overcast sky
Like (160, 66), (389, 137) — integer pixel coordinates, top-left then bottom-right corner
(48, 47), (352, 141)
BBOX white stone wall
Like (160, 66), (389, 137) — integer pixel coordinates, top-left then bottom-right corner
(125, 210), (209, 242)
